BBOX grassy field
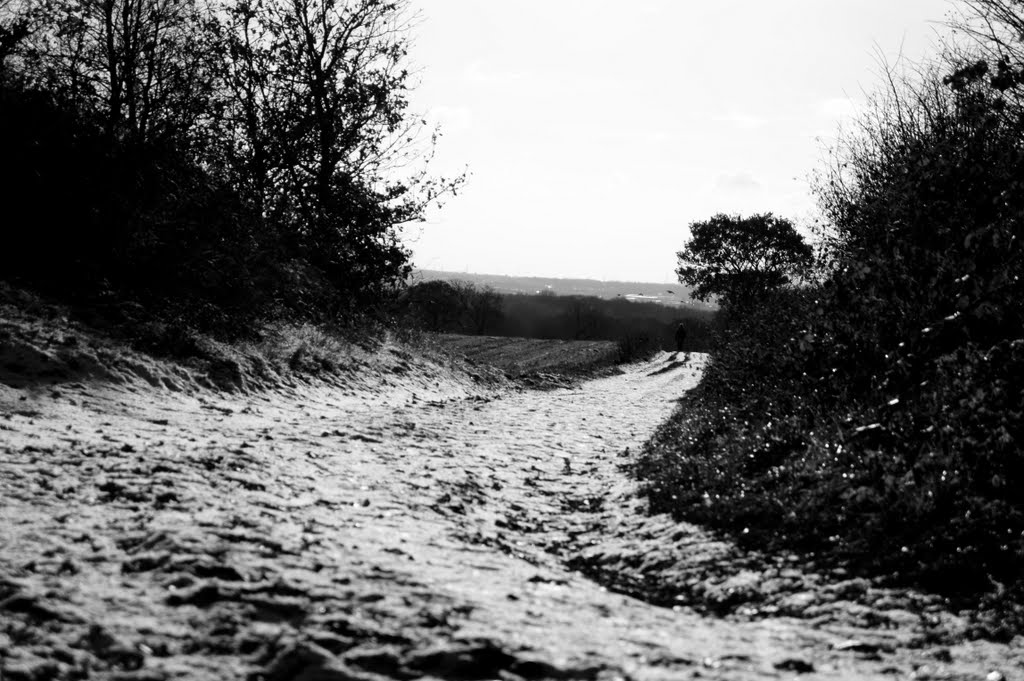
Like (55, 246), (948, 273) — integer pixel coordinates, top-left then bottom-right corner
(436, 334), (621, 379)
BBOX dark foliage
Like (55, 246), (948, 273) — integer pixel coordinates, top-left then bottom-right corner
(676, 212), (813, 305)
(2, 89), (277, 329)
(0, 0), (456, 336)
(497, 293), (716, 356)
(401, 280), (717, 357)
(402, 280), (504, 335)
(639, 18), (1024, 634)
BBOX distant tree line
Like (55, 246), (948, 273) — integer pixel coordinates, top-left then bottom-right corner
(0, 0), (459, 333)
(401, 279), (717, 355)
(640, 0), (1024, 628)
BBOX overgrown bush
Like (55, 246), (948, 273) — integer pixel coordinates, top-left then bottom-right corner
(638, 10), (1024, 632)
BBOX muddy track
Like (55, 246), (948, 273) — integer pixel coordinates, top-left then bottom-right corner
(1, 350), (1021, 680)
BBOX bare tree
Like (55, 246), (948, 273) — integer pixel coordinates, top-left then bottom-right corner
(950, 1), (1024, 104)
(19, 0), (219, 147)
(214, 0), (462, 292)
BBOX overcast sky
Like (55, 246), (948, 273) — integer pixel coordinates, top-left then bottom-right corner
(405, 0), (959, 282)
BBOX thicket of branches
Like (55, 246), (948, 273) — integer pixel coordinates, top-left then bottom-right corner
(0, 0), (458, 333)
(638, 0), (1024, 634)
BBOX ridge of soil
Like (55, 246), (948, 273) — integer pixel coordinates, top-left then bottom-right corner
(1, 299), (1022, 680)
(0, 285), (505, 398)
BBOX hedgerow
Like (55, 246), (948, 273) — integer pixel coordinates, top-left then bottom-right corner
(638, 12), (1024, 634)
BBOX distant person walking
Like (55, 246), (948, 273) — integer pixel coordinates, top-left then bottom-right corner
(674, 322), (687, 352)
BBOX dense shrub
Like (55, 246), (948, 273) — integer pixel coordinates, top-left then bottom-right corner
(0, 80), (286, 334)
(638, 30), (1024, 629)
(0, 0), (455, 337)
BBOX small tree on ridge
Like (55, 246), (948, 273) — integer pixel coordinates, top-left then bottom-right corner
(675, 212), (813, 306)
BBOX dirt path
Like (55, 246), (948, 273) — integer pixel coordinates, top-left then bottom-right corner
(1, 350), (1021, 680)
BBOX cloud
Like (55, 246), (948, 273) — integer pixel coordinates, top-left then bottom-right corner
(636, 1), (663, 16)
(606, 171), (630, 188)
(714, 172), (763, 193)
(716, 111), (768, 130)
(462, 61), (529, 86)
